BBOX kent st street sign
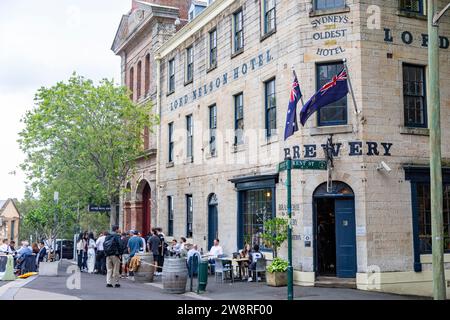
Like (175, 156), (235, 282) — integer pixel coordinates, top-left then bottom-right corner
(278, 159), (327, 172)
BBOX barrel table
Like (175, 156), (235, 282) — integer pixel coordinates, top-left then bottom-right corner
(134, 253), (155, 283)
(162, 257), (188, 294)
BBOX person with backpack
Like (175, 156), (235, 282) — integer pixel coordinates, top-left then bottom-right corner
(103, 225), (124, 288)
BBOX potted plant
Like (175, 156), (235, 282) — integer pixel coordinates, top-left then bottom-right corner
(261, 217), (288, 287)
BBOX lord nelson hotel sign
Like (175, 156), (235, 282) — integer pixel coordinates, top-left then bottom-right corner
(168, 49), (274, 111)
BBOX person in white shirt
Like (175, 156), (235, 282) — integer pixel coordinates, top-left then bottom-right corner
(95, 232), (106, 274)
(208, 239), (223, 273)
(0, 239), (9, 253)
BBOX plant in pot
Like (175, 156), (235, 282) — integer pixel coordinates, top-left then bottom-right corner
(261, 217), (288, 287)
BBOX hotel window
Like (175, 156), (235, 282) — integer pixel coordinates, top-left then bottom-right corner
(168, 58), (175, 93)
(145, 54), (150, 96)
(186, 115), (193, 159)
(186, 194), (193, 238)
(137, 60), (142, 99)
(186, 46), (194, 84)
(317, 62), (347, 126)
(209, 104), (217, 156)
(265, 79), (276, 137)
(168, 122), (174, 163)
(168, 196), (174, 237)
(263, 0), (276, 35)
(234, 93), (244, 145)
(400, 0), (425, 15)
(233, 9), (244, 53)
(129, 67), (134, 100)
(315, 0), (345, 10)
(403, 64), (426, 128)
(209, 28), (217, 69)
(241, 189), (274, 248)
(416, 183), (450, 253)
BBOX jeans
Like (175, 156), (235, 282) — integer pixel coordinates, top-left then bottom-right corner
(96, 250), (106, 274)
(77, 250), (84, 270)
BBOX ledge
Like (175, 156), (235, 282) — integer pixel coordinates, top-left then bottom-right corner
(231, 48), (244, 59)
(183, 156), (194, 164)
(260, 28), (276, 42)
(206, 64), (217, 74)
(205, 151), (217, 159)
(166, 162), (174, 168)
(310, 124), (353, 136)
(309, 6), (350, 18)
(184, 79), (193, 87)
(231, 144), (245, 153)
(397, 10), (427, 21)
(399, 126), (429, 136)
(262, 134), (279, 146)
(166, 90), (175, 97)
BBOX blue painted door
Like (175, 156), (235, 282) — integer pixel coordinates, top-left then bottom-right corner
(335, 199), (357, 278)
(208, 204), (218, 250)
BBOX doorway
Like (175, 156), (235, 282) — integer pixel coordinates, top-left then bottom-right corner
(142, 183), (151, 236)
(314, 182), (356, 278)
(208, 194), (218, 250)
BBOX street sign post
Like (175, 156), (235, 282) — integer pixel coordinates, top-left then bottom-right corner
(281, 158), (327, 300)
(88, 205), (111, 212)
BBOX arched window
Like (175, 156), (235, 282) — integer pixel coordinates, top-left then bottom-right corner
(145, 53), (150, 96)
(129, 67), (134, 101)
(137, 61), (142, 99)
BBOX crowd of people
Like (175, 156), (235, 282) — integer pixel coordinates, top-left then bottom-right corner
(0, 238), (47, 274)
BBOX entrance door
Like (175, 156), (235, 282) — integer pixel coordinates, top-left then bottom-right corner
(314, 181), (356, 278)
(335, 199), (357, 278)
(208, 194), (218, 250)
(142, 183), (151, 236)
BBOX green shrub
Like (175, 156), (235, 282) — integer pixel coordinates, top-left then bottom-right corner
(267, 257), (288, 273)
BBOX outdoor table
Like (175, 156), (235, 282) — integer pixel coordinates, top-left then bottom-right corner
(232, 258), (249, 280)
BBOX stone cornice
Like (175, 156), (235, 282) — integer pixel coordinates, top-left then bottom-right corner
(155, 0), (236, 59)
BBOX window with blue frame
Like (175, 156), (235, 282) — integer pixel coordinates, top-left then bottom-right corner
(241, 189), (274, 248)
(186, 46), (194, 83)
(317, 62), (347, 126)
(234, 93), (244, 145)
(168, 58), (175, 93)
(265, 78), (277, 136)
(403, 64), (426, 128)
(400, 0), (425, 15)
(263, 0), (276, 35)
(315, 0), (345, 10)
(416, 183), (450, 253)
(186, 194), (193, 238)
(168, 196), (174, 237)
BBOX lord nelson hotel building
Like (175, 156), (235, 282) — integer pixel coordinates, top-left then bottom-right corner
(113, 0), (450, 296)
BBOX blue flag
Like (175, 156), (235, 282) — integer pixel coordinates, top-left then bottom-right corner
(300, 68), (348, 126)
(284, 73), (302, 140)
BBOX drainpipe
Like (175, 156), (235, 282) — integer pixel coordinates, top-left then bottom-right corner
(155, 54), (162, 228)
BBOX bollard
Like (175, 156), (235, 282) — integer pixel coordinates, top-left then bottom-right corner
(1, 255), (16, 281)
(197, 258), (208, 293)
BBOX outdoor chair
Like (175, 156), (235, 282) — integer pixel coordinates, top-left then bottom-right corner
(214, 258), (234, 283)
(20, 254), (37, 275)
(249, 257), (266, 282)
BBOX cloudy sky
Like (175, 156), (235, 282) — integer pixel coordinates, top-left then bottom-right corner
(0, 0), (130, 200)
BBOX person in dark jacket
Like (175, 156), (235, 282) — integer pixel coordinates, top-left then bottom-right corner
(148, 229), (161, 275)
(104, 226), (124, 288)
(37, 241), (47, 265)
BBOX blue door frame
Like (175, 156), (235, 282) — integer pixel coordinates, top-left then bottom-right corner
(313, 193), (357, 278)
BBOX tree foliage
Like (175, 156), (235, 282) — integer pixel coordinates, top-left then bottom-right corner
(261, 217), (288, 258)
(17, 74), (157, 239)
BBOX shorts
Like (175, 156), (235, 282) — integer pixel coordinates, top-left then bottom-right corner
(122, 254), (130, 264)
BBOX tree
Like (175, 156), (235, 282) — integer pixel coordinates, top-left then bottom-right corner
(18, 74), (158, 227)
(261, 217), (288, 258)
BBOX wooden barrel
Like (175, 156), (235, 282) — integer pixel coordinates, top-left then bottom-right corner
(134, 253), (155, 283)
(162, 257), (188, 294)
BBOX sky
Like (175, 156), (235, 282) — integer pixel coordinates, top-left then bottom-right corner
(0, 0), (130, 201)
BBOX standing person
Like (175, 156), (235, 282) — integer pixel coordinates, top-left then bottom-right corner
(8, 240), (16, 255)
(148, 229), (161, 275)
(82, 232), (89, 272)
(180, 237), (187, 252)
(31, 243), (39, 254)
(156, 227), (166, 273)
(87, 232), (96, 274)
(76, 233), (85, 271)
(95, 231), (106, 274)
(104, 225), (123, 288)
(37, 241), (47, 265)
(138, 232), (146, 253)
(119, 232), (130, 278)
(127, 230), (142, 280)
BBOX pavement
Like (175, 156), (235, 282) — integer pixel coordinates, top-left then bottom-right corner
(0, 259), (429, 300)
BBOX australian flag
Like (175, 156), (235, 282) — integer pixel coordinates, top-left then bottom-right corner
(300, 68), (348, 126)
(284, 73), (303, 140)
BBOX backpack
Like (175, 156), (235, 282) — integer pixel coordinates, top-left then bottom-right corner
(104, 234), (119, 257)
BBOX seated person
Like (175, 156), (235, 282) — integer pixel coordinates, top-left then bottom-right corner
(186, 244), (201, 276)
(238, 244), (251, 279)
(15, 241), (32, 272)
(169, 239), (181, 256)
(248, 244), (264, 282)
(208, 239), (223, 273)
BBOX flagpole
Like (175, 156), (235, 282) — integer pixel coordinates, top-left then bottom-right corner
(342, 58), (359, 115)
(292, 67), (305, 107)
